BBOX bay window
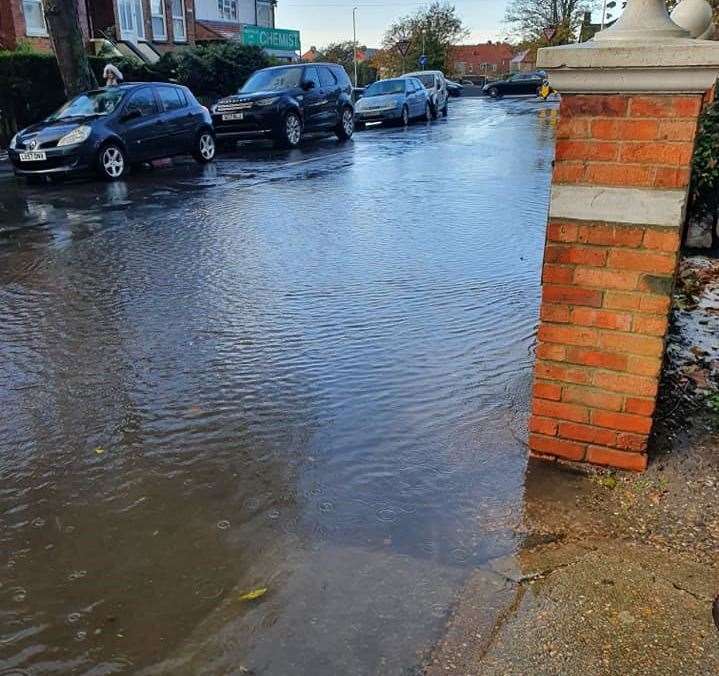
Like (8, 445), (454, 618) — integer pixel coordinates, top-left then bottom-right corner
(151, 0), (167, 40)
(171, 0), (187, 41)
(217, 0), (238, 21)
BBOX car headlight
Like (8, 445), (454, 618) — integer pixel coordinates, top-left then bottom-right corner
(9, 133), (18, 150)
(57, 125), (91, 147)
(255, 97), (279, 107)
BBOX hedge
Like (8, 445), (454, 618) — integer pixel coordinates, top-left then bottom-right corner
(0, 43), (271, 147)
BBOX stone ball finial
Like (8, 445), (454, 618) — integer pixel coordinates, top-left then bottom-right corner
(594, 0), (688, 42)
(671, 0), (714, 39)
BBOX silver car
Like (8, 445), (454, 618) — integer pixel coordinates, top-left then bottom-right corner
(403, 70), (449, 119)
(354, 78), (431, 128)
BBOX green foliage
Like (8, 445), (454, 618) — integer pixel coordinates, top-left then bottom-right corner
(0, 51), (65, 146)
(381, 1), (468, 76)
(691, 99), (719, 221)
(690, 97), (719, 248)
(0, 43), (271, 146)
(154, 42), (271, 100)
(315, 41), (377, 86)
(504, 0), (591, 47)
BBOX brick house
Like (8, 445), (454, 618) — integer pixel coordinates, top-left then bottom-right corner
(0, 0), (196, 56)
(194, 0), (275, 41)
(0, 0), (89, 50)
(510, 49), (537, 73)
(450, 42), (514, 77)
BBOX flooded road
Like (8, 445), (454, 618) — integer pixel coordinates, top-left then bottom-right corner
(0, 98), (557, 674)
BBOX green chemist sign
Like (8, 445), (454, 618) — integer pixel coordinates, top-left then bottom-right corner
(243, 26), (301, 52)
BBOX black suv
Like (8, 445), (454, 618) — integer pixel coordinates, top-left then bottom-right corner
(9, 83), (215, 182)
(212, 63), (355, 148)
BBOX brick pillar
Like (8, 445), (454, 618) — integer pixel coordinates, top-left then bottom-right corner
(528, 2), (719, 471)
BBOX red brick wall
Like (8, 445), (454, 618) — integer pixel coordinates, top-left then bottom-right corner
(529, 93), (705, 472)
(0, 0), (90, 51)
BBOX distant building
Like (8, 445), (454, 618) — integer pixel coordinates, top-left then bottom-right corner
(302, 45), (319, 61)
(195, 1), (300, 62)
(450, 42), (514, 77)
(194, 0), (274, 41)
(510, 49), (536, 73)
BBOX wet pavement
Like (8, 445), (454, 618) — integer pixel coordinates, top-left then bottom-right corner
(0, 98), (558, 674)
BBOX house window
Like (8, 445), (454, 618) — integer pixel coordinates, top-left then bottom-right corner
(118, 0), (145, 40)
(151, 0), (167, 40)
(218, 0), (238, 21)
(23, 0), (47, 37)
(171, 0), (186, 41)
(257, 1), (272, 27)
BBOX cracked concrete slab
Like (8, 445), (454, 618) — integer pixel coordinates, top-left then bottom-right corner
(426, 540), (719, 676)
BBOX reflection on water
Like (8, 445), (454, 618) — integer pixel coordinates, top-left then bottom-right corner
(0, 99), (557, 674)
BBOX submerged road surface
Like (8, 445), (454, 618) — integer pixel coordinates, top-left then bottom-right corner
(0, 98), (557, 674)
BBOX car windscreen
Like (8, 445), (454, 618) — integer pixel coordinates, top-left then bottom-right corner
(241, 67), (303, 93)
(364, 80), (406, 96)
(48, 89), (125, 120)
(416, 74), (435, 88)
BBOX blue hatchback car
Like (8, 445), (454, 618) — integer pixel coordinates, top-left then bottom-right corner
(8, 82), (215, 182)
(354, 77), (431, 128)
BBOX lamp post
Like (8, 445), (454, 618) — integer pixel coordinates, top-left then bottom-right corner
(353, 7), (359, 87)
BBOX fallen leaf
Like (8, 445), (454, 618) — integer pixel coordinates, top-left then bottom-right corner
(239, 587), (268, 602)
(95, 448), (105, 455)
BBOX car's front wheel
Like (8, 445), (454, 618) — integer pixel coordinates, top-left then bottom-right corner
(488, 86), (500, 99)
(442, 100), (448, 117)
(193, 130), (216, 163)
(96, 143), (127, 181)
(424, 102), (432, 122)
(335, 106), (354, 141)
(277, 111), (302, 148)
(401, 105), (409, 126)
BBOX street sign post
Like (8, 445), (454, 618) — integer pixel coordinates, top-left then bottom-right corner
(395, 39), (411, 56)
(242, 26), (301, 52)
(395, 39), (411, 75)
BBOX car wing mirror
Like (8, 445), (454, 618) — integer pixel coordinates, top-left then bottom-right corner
(121, 109), (142, 122)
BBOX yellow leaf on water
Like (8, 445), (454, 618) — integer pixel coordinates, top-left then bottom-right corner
(239, 587), (268, 602)
(95, 448), (105, 455)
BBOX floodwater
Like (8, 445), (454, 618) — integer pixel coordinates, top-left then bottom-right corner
(0, 98), (557, 674)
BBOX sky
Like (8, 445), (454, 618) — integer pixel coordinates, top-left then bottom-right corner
(276, 0), (511, 53)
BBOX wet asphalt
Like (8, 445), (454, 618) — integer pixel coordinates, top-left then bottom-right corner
(0, 97), (559, 675)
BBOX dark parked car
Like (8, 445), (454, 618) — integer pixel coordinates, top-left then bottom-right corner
(212, 63), (355, 148)
(9, 83), (215, 182)
(482, 71), (547, 98)
(446, 80), (463, 97)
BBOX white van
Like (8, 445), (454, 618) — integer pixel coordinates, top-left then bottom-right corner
(402, 70), (449, 119)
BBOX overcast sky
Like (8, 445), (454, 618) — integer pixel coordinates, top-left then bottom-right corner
(276, 0), (511, 52)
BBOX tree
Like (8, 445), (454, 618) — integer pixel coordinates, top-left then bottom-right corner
(381, 2), (468, 76)
(504, 0), (593, 47)
(315, 41), (377, 86)
(41, 0), (96, 98)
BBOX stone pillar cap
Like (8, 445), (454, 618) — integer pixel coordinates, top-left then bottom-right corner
(538, 0), (719, 93)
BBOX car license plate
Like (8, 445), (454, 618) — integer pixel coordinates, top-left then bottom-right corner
(222, 113), (244, 121)
(19, 151), (46, 162)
